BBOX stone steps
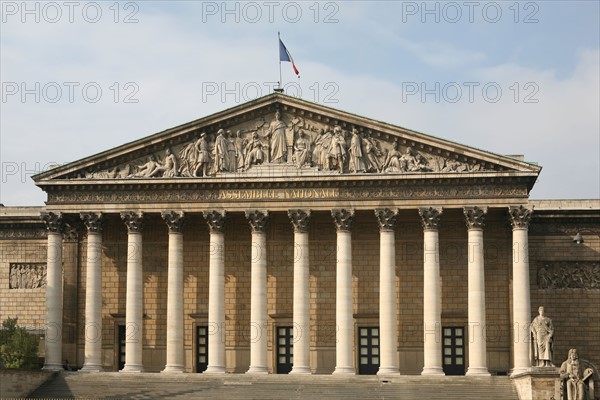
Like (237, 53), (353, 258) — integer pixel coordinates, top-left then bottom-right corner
(29, 372), (519, 399)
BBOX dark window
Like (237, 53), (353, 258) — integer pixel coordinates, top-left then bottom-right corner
(117, 325), (125, 371)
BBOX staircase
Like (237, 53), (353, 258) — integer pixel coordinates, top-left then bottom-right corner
(29, 372), (519, 399)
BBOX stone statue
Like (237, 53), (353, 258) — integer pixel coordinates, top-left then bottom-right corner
(226, 131), (237, 172)
(293, 131), (310, 168)
(348, 128), (366, 173)
(234, 130), (246, 171)
(560, 349), (595, 400)
(266, 110), (287, 163)
(194, 132), (211, 177)
(244, 132), (265, 170)
(160, 148), (179, 177)
(327, 126), (347, 173)
(133, 155), (161, 178)
(400, 146), (430, 172)
(531, 306), (555, 367)
(213, 129), (229, 173)
(312, 128), (333, 171)
(363, 132), (382, 172)
(383, 141), (403, 172)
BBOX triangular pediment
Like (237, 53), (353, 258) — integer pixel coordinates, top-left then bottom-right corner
(33, 93), (541, 187)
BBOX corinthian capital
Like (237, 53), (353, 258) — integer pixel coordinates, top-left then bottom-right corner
(121, 211), (144, 233)
(374, 208), (398, 231)
(288, 209), (311, 233)
(508, 205), (533, 229)
(245, 210), (269, 233)
(418, 207), (442, 230)
(331, 209), (354, 232)
(81, 212), (104, 233)
(41, 212), (64, 234)
(204, 210), (226, 233)
(463, 206), (487, 230)
(162, 211), (185, 233)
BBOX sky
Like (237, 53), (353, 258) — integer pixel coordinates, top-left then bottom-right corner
(1, 0), (599, 205)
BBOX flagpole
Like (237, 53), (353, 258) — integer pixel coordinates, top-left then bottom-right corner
(276, 32), (284, 93)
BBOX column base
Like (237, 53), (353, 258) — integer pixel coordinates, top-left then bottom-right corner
(377, 367), (400, 375)
(290, 366), (311, 374)
(205, 365), (226, 374)
(162, 365), (185, 373)
(510, 367), (531, 377)
(246, 366), (268, 374)
(120, 364), (144, 373)
(421, 367), (445, 376)
(332, 366), (355, 375)
(466, 367), (491, 376)
(80, 363), (103, 372)
(42, 363), (64, 371)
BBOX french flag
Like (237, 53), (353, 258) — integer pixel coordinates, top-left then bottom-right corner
(279, 37), (300, 77)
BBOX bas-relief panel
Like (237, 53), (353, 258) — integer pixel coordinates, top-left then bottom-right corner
(71, 111), (492, 180)
(9, 263), (47, 289)
(538, 262), (600, 290)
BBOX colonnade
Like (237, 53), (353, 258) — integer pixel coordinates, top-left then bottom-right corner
(40, 205), (533, 375)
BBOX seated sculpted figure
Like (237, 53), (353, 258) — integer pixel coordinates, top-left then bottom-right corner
(560, 348), (595, 400)
(244, 132), (265, 170)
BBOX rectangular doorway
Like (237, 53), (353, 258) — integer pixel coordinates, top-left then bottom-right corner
(117, 324), (125, 371)
(358, 327), (380, 375)
(276, 326), (293, 374)
(442, 326), (465, 375)
(196, 325), (208, 373)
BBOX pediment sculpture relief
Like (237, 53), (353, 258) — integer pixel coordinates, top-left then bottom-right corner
(77, 111), (489, 179)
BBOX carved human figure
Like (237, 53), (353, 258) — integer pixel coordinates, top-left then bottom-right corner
(179, 139), (198, 177)
(266, 110), (287, 163)
(531, 306), (555, 367)
(144, 148), (177, 177)
(560, 349), (594, 400)
(293, 131), (310, 168)
(194, 132), (211, 177)
(244, 132), (265, 170)
(382, 141), (403, 172)
(348, 128), (366, 173)
(327, 126), (347, 173)
(363, 132), (382, 172)
(134, 155), (161, 177)
(213, 129), (230, 173)
(226, 131), (237, 172)
(314, 127), (333, 170)
(234, 130), (246, 171)
(400, 147), (429, 172)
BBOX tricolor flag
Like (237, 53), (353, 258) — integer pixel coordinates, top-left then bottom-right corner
(279, 37), (299, 77)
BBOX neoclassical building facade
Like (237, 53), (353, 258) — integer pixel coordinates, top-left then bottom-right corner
(1, 93), (598, 380)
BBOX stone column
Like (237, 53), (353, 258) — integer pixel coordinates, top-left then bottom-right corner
(204, 210), (227, 373)
(463, 207), (491, 376)
(374, 208), (400, 375)
(419, 207), (444, 376)
(81, 213), (104, 372)
(331, 208), (355, 375)
(509, 205), (533, 375)
(120, 212), (144, 373)
(41, 212), (64, 371)
(288, 209), (311, 374)
(161, 211), (185, 373)
(245, 210), (269, 374)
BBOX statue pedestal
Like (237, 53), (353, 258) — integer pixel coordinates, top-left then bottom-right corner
(511, 368), (560, 400)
